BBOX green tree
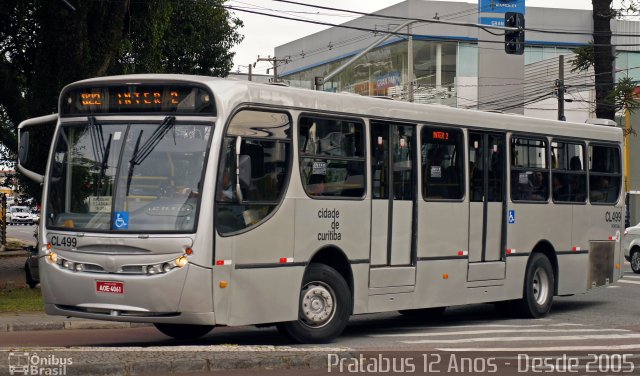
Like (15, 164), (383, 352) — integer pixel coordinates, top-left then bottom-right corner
(0, 0), (243, 199)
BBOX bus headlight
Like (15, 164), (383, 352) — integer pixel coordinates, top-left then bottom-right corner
(175, 256), (188, 268)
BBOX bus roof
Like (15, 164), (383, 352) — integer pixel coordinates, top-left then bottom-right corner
(63, 74), (622, 143)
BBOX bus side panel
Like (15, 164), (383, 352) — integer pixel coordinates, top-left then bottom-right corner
(216, 198), (298, 326)
(415, 260), (468, 308)
(228, 267), (304, 326)
(556, 254), (588, 295)
(507, 204), (572, 259)
(293, 199), (371, 315)
(571, 203), (623, 292)
(418, 202), (469, 259)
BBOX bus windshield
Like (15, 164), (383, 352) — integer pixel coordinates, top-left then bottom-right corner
(47, 119), (212, 233)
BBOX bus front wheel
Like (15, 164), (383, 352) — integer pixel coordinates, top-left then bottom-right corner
(277, 263), (351, 343)
(514, 253), (554, 318)
(154, 323), (214, 340)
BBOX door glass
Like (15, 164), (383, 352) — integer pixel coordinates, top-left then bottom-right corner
(469, 133), (484, 202)
(371, 125), (389, 199)
(488, 134), (504, 202)
(393, 126), (414, 200)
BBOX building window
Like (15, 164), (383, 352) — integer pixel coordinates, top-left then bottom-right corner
(589, 145), (621, 204)
(299, 116), (365, 198)
(422, 126), (464, 200)
(216, 110), (292, 234)
(511, 137), (549, 202)
(551, 141), (586, 203)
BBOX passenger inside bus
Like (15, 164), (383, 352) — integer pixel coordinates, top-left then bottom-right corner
(307, 174), (326, 196)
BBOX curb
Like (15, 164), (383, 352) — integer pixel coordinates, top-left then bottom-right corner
(0, 319), (152, 332)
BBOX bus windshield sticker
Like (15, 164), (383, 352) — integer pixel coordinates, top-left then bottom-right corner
(312, 161), (327, 175)
(508, 210), (516, 224)
(519, 172), (529, 184)
(113, 131), (122, 141)
(430, 166), (442, 178)
(114, 212), (129, 230)
(89, 196), (112, 213)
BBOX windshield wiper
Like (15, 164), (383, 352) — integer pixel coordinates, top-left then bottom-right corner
(130, 116), (176, 166)
(97, 134), (112, 195)
(125, 116), (176, 196)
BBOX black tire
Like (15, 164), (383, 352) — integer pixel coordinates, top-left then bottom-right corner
(513, 253), (554, 318)
(278, 263), (352, 343)
(24, 261), (38, 289)
(631, 248), (640, 274)
(154, 323), (214, 340)
(398, 306), (446, 319)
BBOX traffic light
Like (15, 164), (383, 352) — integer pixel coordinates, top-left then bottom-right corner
(505, 12), (525, 55)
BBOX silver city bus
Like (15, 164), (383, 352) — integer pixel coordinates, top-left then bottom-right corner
(18, 75), (624, 343)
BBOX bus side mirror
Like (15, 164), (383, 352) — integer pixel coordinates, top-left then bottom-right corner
(18, 114), (58, 183)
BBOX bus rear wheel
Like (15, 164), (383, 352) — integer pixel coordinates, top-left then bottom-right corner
(154, 323), (214, 340)
(277, 263), (351, 343)
(514, 253), (554, 318)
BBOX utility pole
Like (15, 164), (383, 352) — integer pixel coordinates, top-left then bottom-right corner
(255, 55), (289, 83)
(248, 63), (252, 82)
(556, 55), (566, 121)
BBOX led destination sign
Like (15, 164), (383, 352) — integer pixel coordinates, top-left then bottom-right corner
(62, 85), (215, 115)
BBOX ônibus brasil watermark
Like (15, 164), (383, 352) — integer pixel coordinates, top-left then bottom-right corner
(8, 352), (72, 376)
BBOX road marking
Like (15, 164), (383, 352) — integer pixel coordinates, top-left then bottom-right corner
(404, 333), (640, 344)
(618, 279), (640, 285)
(372, 328), (628, 338)
(437, 344), (640, 352)
(373, 322), (583, 334)
(607, 285), (621, 288)
(622, 274), (640, 279)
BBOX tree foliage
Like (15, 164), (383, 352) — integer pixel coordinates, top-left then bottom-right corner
(0, 0), (243, 200)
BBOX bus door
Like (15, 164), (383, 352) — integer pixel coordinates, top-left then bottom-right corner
(369, 122), (417, 288)
(468, 132), (507, 281)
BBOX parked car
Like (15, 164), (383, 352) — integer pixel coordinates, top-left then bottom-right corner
(7, 206), (33, 225)
(623, 223), (640, 274)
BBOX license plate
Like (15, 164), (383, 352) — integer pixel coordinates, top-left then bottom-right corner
(96, 281), (124, 294)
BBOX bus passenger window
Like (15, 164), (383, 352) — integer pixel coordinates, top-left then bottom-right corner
(299, 116), (365, 198)
(421, 127), (463, 200)
(550, 141), (586, 203)
(216, 110), (292, 234)
(588, 145), (621, 204)
(510, 137), (549, 202)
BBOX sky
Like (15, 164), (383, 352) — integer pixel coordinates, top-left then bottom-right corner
(225, 0), (606, 76)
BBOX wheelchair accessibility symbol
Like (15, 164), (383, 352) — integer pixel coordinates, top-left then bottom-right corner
(114, 212), (129, 229)
(508, 209), (515, 224)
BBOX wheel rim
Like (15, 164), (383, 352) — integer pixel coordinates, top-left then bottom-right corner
(300, 281), (336, 328)
(532, 267), (550, 306)
(632, 252), (640, 271)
